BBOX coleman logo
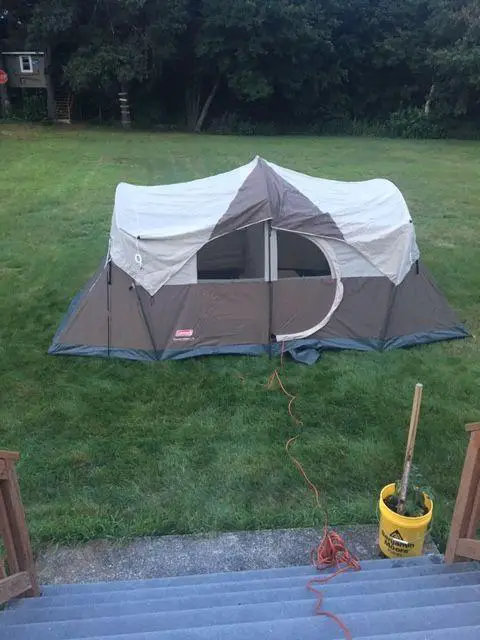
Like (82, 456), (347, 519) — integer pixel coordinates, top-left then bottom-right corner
(174, 329), (194, 340)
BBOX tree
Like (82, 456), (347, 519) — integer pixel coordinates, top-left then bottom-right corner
(184, 0), (338, 131)
(427, 0), (480, 118)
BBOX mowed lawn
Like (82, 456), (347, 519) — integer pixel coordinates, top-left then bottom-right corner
(1, 124), (479, 550)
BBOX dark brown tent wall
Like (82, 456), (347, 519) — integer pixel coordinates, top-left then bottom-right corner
(383, 263), (469, 350)
(50, 262), (271, 361)
(310, 263), (468, 352)
(50, 260), (468, 363)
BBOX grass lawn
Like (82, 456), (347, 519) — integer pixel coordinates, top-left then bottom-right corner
(1, 124), (479, 551)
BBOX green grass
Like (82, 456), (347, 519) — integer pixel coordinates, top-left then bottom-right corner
(1, 124), (479, 551)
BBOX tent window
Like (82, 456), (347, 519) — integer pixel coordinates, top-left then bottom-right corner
(276, 231), (331, 279)
(197, 224), (266, 281)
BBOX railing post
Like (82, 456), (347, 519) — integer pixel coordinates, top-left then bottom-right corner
(0, 451), (39, 599)
(445, 424), (480, 563)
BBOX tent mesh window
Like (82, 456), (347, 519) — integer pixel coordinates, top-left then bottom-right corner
(277, 231), (331, 278)
(197, 224), (265, 281)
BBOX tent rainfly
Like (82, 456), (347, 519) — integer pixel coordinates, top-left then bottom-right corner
(50, 157), (468, 364)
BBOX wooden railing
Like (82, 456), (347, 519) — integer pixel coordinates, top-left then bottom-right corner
(445, 423), (480, 563)
(0, 451), (39, 605)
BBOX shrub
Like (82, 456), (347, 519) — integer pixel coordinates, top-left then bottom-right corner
(207, 112), (248, 134)
(386, 108), (446, 139)
(207, 113), (277, 136)
(315, 118), (386, 137)
(20, 92), (48, 122)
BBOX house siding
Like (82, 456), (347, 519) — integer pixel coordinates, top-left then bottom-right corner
(1, 53), (47, 89)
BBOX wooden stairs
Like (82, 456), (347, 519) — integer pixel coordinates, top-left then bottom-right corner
(54, 91), (73, 124)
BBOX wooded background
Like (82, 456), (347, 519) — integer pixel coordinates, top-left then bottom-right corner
(1, 1), (479, 136)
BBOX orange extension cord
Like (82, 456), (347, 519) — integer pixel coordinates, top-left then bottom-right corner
(266, 348), (360, 640)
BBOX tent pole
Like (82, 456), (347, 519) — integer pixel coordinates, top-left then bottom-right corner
(268, 221), (274, 359)
(107, 260), (112, 357)
(133, 283), (158, 360)
(379, 282), (396, 351)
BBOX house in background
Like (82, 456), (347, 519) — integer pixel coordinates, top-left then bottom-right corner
(0, 50), (71, 122)
(2, 51), (46, 88)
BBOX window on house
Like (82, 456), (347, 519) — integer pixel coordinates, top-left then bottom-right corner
(19, 55), (33, 73)
(276, 230), (331, 278)
(197, 224), (266, 281)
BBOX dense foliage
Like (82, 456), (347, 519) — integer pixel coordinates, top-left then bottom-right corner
(1, 0), (479, 135)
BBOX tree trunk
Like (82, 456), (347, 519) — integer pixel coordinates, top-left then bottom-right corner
(186, 80), (201, 131)
(119, 83), (131, 128)
(0, 84), (10, 118)
(424, 83), (435, 116)
(44, 47), (56, 121)
(194, 77), (220, 133)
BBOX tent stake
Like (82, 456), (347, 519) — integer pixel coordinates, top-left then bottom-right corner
(397, 383), (423, 515)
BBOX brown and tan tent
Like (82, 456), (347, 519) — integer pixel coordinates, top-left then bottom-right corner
(50, 157), (468, 364)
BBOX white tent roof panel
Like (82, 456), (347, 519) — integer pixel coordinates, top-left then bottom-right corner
(109, 156), (419, 294)
(114, 159), (258, 239)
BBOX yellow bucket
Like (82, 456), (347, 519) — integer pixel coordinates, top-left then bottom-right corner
(378, 483), (433, 558)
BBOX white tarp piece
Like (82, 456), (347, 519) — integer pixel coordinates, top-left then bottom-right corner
(109, 156), (419, 295)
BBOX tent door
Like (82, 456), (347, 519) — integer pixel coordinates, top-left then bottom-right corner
(270, 229), (343, 342)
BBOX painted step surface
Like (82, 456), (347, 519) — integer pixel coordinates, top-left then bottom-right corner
(2, 555), (480, 639)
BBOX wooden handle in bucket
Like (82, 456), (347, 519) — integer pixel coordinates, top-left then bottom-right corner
(397, 383), (423, 515)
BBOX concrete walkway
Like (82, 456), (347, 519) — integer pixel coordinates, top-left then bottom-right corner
(36, 526), (439, 584)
